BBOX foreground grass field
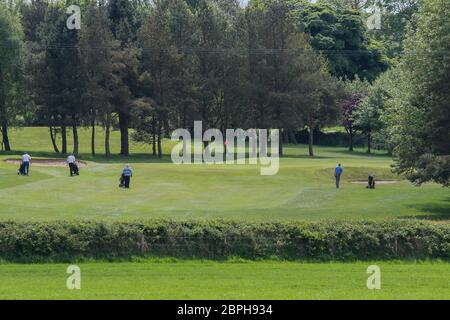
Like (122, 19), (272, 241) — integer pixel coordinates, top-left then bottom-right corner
(0, 260), (448, 299)
(0, 128), (448, 300)
(0, 127), (448, 221)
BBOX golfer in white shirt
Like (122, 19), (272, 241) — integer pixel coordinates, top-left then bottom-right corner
(67, 154), (79, 176)
(21, 153), (31, 176)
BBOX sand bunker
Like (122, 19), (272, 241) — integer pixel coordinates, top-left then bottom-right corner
(349, 180), (399, 185)
(4, 159), (87, 167)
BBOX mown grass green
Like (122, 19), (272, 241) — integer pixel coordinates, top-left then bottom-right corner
(0, 127), (448, 221)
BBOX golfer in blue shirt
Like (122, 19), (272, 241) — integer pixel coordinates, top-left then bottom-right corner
(335, 163), (343, 188)
(122, 165), (133, 189)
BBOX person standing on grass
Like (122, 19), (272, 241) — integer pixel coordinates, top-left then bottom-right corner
(21, 152), (31, 176)
(367, 174), (375, 189)
(122, 164), (133, 189)
(67, 154), (79, 176)
(334, 163), (343, 188)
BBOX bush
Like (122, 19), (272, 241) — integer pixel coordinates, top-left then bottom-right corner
(0, 220), (448, 262)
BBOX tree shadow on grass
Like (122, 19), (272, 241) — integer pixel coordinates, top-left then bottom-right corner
(0, 151), (173, 164)
(400, 198), (450, 221)
(331, 149), (392, 159)
(2, 150), (328, 164)
(281, 154), (332, 160)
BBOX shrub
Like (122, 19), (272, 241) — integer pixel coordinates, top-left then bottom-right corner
(0, 220), (448, 262)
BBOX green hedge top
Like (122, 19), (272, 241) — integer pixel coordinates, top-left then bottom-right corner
(0, 220), (448, 262)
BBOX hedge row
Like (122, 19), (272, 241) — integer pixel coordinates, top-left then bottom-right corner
(0, 220), (448, 262)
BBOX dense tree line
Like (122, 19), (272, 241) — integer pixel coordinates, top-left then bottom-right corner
(0, 0), (388, 157)
(365, 0), (450, 186)
(338, 0), (450, 186)
(0, 0), (448, 185)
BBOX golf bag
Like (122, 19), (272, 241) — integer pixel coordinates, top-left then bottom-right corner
(367, 175), (376, 189)
(69, 162), (79, 176)
(17, 163), (25, 176)
(119, 174), (126, 188)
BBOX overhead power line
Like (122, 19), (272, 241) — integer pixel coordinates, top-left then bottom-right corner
(0, 43), (449, 56)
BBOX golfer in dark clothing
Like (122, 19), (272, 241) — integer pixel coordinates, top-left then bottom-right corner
(335, 163), (343, 188)
(122, 165), (132, 189)
(367, 175), (375, 189)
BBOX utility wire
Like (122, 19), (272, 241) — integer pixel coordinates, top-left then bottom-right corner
(0, 43), (449, 56)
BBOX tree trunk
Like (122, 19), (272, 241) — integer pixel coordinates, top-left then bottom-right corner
(105, 114), (111, 158)
(91, 122), (95, 157)
(49, 126), (60, 153)
(308, 125), (314, 157)
(152, 116), (156, 156)
(0, 70), (10, 151)
(61, 125), (67, 154)
(157, 120), (162, 158)
(278, 128), (283, 157)
(348, 127), (354, 152)
(72, 125), (79, 155)
(182, 105), (187, 129)
(288, 129), (297, 144)
(367, 132), (371, 153)
(119, 111), (129, 156)
(1, 121), (11, 151)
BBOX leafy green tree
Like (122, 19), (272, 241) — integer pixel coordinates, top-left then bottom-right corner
(381, 0), (450, 185)
(370, 0), (421, 59)
(22, 0), (60, 152)
(300, 57), (343, 157)
(340, 76), (370, 151)
(244, 0), (300, 156)
(353, 90), (384, 153)
(0, 2), (24, 151)
(193, 0), (238, 137)
(107, 0), (143, 156)
(79, 1), (118, 157)
(30, 2), (83, 154)
(320, 0), (371, 10)
(290, 0), (389, 81)
(323, 0), (421, 59)
(244, 0), (342, 156)
(134, 0), (197, 157)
